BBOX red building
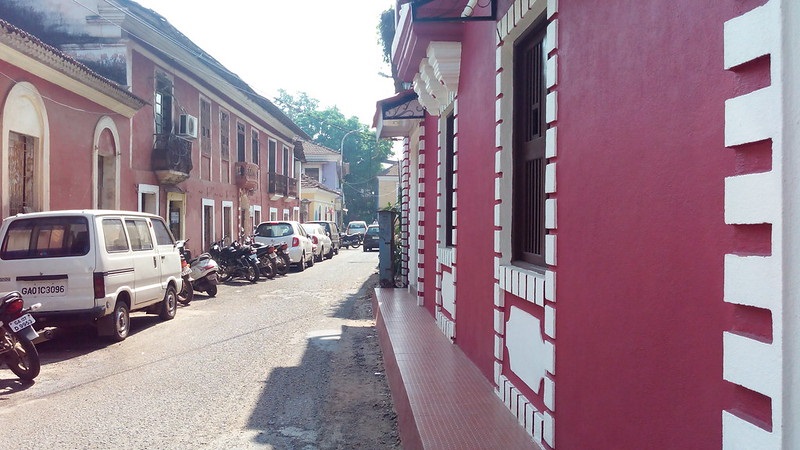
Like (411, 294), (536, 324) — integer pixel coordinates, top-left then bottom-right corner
(0, 19), (144, 217)
(2, 0), (309, 252)
(375, 0), (800, 448)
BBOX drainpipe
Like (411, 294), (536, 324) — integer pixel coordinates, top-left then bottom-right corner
(461, 0), (478, 17)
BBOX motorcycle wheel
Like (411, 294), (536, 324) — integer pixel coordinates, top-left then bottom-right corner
(352, 241), (361, 248)
(178, 276), (194, 305)
(277, 255), (289, 276)
(206, 284), (218, 297)
(217, 264), (233, 283)
(3, 330), (40, 381)
(245, 260), (259, 283)
(261, 256), (276, 279)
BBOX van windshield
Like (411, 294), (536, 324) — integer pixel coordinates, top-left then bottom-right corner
(1, 216), (90, 260)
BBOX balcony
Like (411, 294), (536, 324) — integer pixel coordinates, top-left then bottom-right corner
(152, 134), (193, 185)
(268, 172), (299, 200)
(235, 161), (259, 191)
(268, 172), (287, 200)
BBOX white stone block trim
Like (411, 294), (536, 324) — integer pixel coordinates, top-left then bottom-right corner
(416, 125), (427, 306)
(724, 86), (779, 147)
(724, 332), (780, 398)
(724, 172), (779, 225)
(723, 2), (785, 448)
(496, 371), (551, 446)
(494, 0), (557, 444)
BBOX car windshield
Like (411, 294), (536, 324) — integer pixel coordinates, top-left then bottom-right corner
(256, 223), (293, 237)
(366, 227), (380, 236)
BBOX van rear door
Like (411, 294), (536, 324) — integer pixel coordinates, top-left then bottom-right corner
(0, 215), (94, 313)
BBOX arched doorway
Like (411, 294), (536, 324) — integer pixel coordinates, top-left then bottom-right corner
(94, 118), (120, 210)
(2, 82), (50, 216)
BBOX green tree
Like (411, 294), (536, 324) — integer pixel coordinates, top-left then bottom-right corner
(274, 90), (394, 224)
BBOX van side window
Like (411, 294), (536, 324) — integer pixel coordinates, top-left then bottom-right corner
(125, 219), (154, 251)
(103, 219), (129, 252)
(151, 218), (174, 246)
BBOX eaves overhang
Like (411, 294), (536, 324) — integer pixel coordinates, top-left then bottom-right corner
(0, 19), (146, 116)
(374, 90), (424, 139)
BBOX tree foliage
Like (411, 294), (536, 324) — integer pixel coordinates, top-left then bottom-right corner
(274, 90), (394, 224)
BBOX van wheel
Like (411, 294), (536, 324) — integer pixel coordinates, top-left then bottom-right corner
(106, 301), (130, 342)
(159, 285), (177, 321)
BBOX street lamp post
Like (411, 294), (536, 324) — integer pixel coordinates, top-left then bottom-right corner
(339, 129), (360, 225)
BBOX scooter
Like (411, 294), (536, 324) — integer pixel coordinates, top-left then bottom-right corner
(175, 241), (194, 305)
(0, 291), (41, 381)
(177, 240), (220, 298)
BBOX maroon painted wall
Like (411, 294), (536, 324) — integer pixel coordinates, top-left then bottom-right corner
(453, 20), (502, 380)
(552, 1), (765, 447)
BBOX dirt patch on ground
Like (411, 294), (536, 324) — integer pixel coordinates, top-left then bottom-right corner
(318, 283), (401, 449)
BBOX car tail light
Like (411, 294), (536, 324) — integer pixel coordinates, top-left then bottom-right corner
(312, 236), (318, 245)
(93, 272), (106, 299)
(292, 237), (299, 247)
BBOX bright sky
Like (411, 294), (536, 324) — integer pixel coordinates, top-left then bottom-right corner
(132, 0), (396, 126)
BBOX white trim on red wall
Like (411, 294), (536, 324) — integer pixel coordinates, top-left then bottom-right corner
(722, 1), (784, 448)
(494, 0), (557, 446)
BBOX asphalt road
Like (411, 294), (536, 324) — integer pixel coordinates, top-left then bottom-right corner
(0, 247), (389, 449)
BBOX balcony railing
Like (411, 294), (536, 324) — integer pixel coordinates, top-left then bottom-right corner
(268, 172), (287, 199)
(152, 134), (193, 185)
(235, 161), (259, 191)
(268, 173), (299, 199)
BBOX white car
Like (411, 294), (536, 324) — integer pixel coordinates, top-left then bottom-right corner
(302, 223), (333, 262)
(253, 221), (315, 271)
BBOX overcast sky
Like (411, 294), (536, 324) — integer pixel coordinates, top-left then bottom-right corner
(131, 0), (397, 126)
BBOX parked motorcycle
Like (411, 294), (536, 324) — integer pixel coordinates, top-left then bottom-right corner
(340, 232), (363, 249)
(209, 238), (260, 284)
(246, 237), (276, 280)
(274, 242), (291, 276)
(0, 291), (41, 381)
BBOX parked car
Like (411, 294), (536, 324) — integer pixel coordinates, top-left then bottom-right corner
(345, 220), (368, 237)
(0, 210), (182, 341)
(302, 223), (333, 262)
(363, 224), (381, 252)
(253, 221), (315, 271)
(306, 220), (340, 256)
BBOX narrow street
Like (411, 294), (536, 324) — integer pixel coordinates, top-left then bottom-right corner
(0, 249), (399, 449)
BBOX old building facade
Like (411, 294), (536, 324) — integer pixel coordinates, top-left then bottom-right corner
(376, 0), (800, 448)
(1, 0), (308, 252)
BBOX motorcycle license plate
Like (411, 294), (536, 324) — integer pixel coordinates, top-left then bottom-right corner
(9, 313), (35, 333)
(268, 253), (277, 259)
(181, 265), (192, 276)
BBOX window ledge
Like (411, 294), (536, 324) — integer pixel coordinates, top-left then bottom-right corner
(498, 263), (547, 305)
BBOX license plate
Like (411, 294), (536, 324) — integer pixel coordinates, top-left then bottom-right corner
(181, 265), (192, 276)
(20, 279), (67, 297)
(9, 313), (35, 333)
(268, 253), (277, 259)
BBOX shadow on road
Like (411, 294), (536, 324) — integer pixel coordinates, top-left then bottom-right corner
(243, 272), (400, 449)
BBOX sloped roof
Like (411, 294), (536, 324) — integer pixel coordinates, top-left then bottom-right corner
(295, 140), (341, 159)
(379, 160), (401, 177)
(113, 0), (310, 140)
(301, 174), (341, 196)
(0, 18), (146, 112)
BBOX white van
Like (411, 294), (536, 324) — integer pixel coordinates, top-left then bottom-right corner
(0, 210), (182, 341)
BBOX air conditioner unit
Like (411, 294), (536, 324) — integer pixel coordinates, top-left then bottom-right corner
(177, 114), (198, 139)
